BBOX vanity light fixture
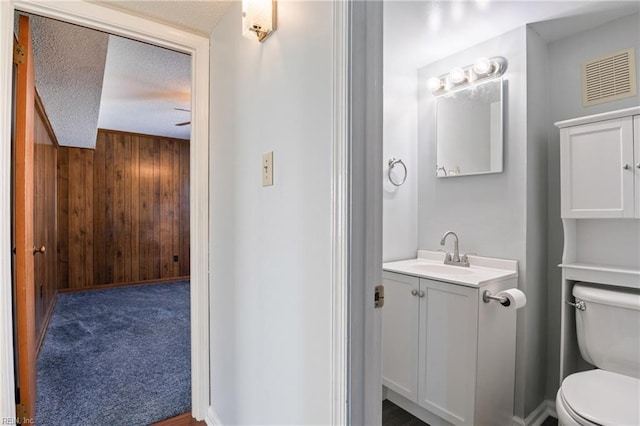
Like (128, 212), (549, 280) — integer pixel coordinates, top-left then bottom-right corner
(429, 56), (507, 96)
(242, 0), (277, 42)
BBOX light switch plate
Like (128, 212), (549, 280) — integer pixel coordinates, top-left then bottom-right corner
(262, 151), (273, 187)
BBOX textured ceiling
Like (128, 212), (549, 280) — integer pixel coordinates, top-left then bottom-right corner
(92, 0), (232, 36)
(25, 1), (232, 149)
(29, 14), (109, 149)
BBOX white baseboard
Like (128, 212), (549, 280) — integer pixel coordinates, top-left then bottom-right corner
(206, 406), (223, 426)
(546, 398), (558, 420)
(206, 397), (555, 426)
(512, 399), (556, 426)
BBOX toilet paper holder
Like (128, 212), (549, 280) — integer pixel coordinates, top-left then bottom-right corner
(482, 290), (510, 306)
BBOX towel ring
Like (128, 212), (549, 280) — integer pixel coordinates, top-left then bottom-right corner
(388, 158), (407, 186)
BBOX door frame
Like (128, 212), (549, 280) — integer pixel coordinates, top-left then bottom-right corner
(347, 1), (384, 424)
(0, 0), (210, 420)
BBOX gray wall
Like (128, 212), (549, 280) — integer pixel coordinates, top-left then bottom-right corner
(417, 28), (527, 262)
(382, 2), (419, 262)
(524, 26), (550, 417)
(417, 27), (548, 419)
(544, 12), (640, 400)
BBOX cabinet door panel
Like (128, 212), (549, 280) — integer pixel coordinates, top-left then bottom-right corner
(418, 279), (478, 426)
(634, 116), (640, 218)
(560, 117), (634, 218)
(382, 272), (420, 402)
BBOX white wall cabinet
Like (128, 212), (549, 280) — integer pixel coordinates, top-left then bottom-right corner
(635, 116), (640, 216)
(559, 108), (640, 218)
(382, 269), (518, 426)
(556, 107), (640, 385)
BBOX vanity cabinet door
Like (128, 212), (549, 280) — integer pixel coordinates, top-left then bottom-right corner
(417, 279), (478, 426)
(560, 116), (635, 218)
(382, 272), (420, 402)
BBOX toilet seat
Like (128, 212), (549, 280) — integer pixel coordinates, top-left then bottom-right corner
(559, 369), (640, 426)
(557, 390), (599, 426)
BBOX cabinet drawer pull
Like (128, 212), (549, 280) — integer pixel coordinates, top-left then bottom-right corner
(411, 289), (418, 296)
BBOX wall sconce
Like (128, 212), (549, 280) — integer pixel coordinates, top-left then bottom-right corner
(242, 0), (277, 42)
(428, 56), (507, 96)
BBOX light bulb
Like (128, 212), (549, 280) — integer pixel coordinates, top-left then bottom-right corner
(427, 77), (442, 92)
(448, 67), (466, 84)
(473, 57), (492, 75)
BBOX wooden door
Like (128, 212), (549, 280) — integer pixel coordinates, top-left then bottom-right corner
(33, 95), (58, 350)
(13, 14), (37, 422)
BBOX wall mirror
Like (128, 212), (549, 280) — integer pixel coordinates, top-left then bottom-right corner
(435, 79), (503, 177)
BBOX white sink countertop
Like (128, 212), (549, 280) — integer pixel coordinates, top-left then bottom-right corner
(383, 250), (518, 287)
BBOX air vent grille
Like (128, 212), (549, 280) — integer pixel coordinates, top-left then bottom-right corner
(582, 48), (637, 107)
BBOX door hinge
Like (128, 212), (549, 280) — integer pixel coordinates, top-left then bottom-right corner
(13, 40), (25, 65)
(15, 403), (27, 421)
(374, 285), (384, 308)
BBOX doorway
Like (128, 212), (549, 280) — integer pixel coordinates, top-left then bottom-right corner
(0, 1), (210, 421)
(377, 1), (640, 425)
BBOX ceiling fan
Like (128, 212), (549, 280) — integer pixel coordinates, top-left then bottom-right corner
(174, 107), (190, 126)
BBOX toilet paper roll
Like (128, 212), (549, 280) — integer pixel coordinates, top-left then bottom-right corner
(497, 288), (527, 310)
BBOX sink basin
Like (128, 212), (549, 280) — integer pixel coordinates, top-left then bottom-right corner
(410, 263), (474, 275)
(383, 251), (518, 286)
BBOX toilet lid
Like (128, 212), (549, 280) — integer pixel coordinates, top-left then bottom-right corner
(562, 369), (640, 426)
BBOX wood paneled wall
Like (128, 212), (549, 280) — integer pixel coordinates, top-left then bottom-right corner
(57, 129), (190, 289)
(33, 95), (58, 349)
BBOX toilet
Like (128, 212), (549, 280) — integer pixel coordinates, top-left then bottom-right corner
(556, 283), (640, 426)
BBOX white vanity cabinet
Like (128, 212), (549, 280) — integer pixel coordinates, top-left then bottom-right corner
(558, 107), (640, 218)
(382, 273), (481, 422)
(382, 252), (520, 426)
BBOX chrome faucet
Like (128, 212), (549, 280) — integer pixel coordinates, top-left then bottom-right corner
(439, 231), (470, 267)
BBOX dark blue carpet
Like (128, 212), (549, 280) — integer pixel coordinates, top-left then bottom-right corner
(36, 281), (191, 426)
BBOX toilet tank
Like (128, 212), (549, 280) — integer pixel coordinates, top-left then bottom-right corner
(573, 283), (640, 379)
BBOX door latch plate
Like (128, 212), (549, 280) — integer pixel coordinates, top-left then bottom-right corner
(374, 285), (384, 308)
